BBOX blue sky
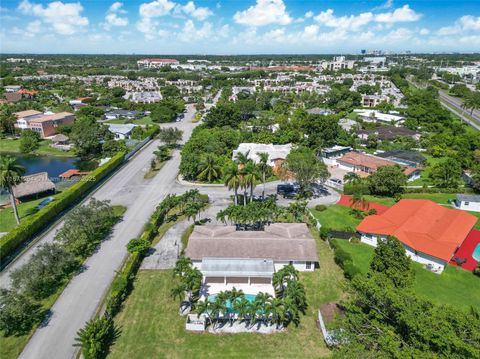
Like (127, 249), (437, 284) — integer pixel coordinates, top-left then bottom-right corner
(1, 0), (479, 54)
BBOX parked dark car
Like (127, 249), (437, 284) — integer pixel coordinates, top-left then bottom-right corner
(277, 184), (297, 198)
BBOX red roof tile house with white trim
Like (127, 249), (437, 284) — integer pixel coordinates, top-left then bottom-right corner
(356, 199), (477, 273)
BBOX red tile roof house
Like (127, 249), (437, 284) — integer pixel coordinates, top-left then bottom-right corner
(14, 110), (74, 138)
(356, 199), (477, 273)
(336, 151), (420, 181)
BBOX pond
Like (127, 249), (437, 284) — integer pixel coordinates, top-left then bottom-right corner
(0, 153), (97, 203)
(10, 153), (79, 179)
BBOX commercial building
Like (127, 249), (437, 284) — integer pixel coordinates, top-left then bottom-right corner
(320, 56), (355, 71)
(13, 110), (74, 138)
(137, 58), (179, 68)
(356, 199), (477, 273)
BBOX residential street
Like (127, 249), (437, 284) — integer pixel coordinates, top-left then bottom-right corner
(14, 105), (200, 359)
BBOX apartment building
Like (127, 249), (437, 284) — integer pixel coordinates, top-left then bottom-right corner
(14, 110), (74, 138)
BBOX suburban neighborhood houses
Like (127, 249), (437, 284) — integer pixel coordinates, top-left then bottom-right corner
(1, 2), (480, 357)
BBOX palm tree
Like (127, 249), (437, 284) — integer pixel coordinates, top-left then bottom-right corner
(283, 281), (307, 314)
(267, 298), (285, 328)
(254, 292), (272, 323)
(209, 297), (227, 329)
(273, 265), (299, 295)
(343, 172), (360, 184)
(0, 155), (26, 224)
(256, 152), (270, 199)
(243, 162), (260, 202)
(235, 151), (250, 167)
(170, 283), (187, 301)
(173, 256), (192, 278)
(223, 162), (241, 206)
(197, 154), (221, 182)
(233, 297), (251, 324)
(350, 192), (369, 211)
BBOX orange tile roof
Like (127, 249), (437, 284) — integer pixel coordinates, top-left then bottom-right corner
(356, 199), (477, 261)
(337, 151), (417, 177)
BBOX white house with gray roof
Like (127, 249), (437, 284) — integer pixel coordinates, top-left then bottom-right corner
(185, 223), (318, 296)
(454, 194), (480, 212)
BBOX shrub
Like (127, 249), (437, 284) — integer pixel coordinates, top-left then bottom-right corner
(75, 316), (120, 359)
(0, 152), (125, 261)
(343, 260), (362, 279)
(320, 226), (331, 240)
(314, 204), (327, 212)
(126, 238), (150, 256)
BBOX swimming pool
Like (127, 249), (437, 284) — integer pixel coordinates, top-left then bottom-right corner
(473, 243), (480, 261)
(207, 294), (257, 311)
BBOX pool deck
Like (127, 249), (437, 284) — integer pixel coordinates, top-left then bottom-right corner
(449, 229), (480, 271)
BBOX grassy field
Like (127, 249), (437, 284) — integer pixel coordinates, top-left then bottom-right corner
(0, 139), (75, 157)
(0, 196), (54, 232)
(310, 204), (362, 231)
(364, 193), (456, 206)
(109, 231), (345, 359)
(332, 240), (480, 310)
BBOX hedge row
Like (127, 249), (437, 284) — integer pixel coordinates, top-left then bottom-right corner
(330, 239), (362, 280)
(0, 152), (126, 262)
(104, 194), (184, 317)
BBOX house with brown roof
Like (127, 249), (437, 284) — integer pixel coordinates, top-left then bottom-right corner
(336, 151), (420, 181)
(356, 199), (477, 272)
(12, 172), (55, 199)
(185, 223), (319, 296)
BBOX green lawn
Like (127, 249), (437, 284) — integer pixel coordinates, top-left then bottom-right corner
(331, 240), (480, 311)
(310, 205), (362, 231)
(0, 196), (54, 233)
(0, 139), (75, 157)
(108, 231), (345, 359)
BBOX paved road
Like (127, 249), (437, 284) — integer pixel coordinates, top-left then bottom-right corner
(438, 90), (480, 130)
(15, 105), (201, 359)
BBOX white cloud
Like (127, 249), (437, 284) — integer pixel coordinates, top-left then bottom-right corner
(372, 0), (393, 11)
(437, 15), (480, 36)
(304, 11), (313, 19)
(375, 5), (421, 24)
(314, 9), (373, 31)
(419, 28), (429, 35)
(18, 0), (88, 35)
(459, 15), (480, 31)
(137, 0), (176, 39)
(234, 0), (292, 27)
(180, 1), (213, 21)
(178, 19), (212, 41)
(104, 2), (128, 30)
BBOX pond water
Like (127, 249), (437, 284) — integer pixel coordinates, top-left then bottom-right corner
(10, 154), (79, 179)
(0, 153), (96, 203)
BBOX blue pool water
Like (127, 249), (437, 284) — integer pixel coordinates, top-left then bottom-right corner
(208, 294), (257, 310)
(473, 244), (480, 261)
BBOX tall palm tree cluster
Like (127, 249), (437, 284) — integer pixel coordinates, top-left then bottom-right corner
(195, 265), (307, 329)
(160, 189), (208, 224)
(223, 151), (271, 206)
(216, 197), (279, 230)
(171, 257), (202, 305)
